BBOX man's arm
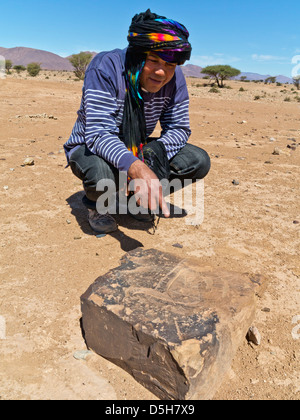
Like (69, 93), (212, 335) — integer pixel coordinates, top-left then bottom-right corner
(83, 66), (139, 172)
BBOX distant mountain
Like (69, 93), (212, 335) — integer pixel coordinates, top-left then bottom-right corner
(0, 46), (74, 70)
(181, 64), (293, 84)
(0, 47), (293, 83)
(0, 47), (98, 71)
(180, 64), (204, 78)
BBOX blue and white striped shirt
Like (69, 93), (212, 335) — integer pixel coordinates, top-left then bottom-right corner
(64, 48), (191, 172)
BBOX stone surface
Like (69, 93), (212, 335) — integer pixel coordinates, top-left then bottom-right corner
(81, 248), (266, 400)
(247, 326), (262, 346)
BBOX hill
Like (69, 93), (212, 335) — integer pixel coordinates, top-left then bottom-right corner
(0, 46), (293, 83)
(0, 46), (74, 71)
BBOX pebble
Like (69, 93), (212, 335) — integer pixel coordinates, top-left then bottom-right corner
(269, 137), (276, 142)
(3, 186), (9, 190)
(293, 220), (299, 225)
(73, 350), (92, 361)
(22, 158), (34, 166)
(287, 144), (297, 151)
(172, 243), (183, 249)
(247, 326), (261, 346)
(232, 179), (240, 185)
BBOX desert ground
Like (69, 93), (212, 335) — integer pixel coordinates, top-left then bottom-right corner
(0, 69), (299, 400)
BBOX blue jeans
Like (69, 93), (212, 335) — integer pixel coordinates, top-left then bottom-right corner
(69, 141), (211, 209)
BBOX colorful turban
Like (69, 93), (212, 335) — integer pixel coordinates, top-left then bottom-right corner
(127, 10), (192, 65)
(122, 9), (192, 160)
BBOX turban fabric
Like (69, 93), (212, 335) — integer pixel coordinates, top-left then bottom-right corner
(122, 9), (192, 160)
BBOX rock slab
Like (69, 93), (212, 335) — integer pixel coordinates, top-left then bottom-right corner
(81, 248), (266, 400)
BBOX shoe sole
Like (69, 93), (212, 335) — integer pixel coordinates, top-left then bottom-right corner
(88, 221), (118, 234)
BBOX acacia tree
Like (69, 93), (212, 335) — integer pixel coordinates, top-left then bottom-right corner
(265, 76), (276, 84)
(202, 65), (241, 88)
(68, 52), (92, 80)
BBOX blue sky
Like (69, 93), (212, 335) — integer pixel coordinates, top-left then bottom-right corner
(0, 0), (299, 77)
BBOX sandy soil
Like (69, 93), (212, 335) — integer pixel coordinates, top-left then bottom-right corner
(0, 70), (299, 400)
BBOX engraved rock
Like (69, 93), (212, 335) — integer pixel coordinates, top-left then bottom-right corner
(81, 248), (266, 400)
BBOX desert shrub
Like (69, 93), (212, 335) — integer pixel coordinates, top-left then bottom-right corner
(254, 95), (261, 100)
(209, 87), (220, 93)
(27, 62), (41, 77)
(13, 65), (26, 74)
(5, 59), (13, 74)
(284, 97), (291, 102)
(239, 87), (246, 92)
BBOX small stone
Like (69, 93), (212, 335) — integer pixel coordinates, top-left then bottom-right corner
(269, 137), (276, 142)
(66, 219), (71, 224)
(74, 236), (81, 240)
(73, 350), (92, 360)
(261, 307), (271, 312)
(22, 158), (34, 166)
(293, 220), (299, 225)
(247, 326), (261, 346)
(3, 186), (9, 190)
(232, 179), (240, 186)
(272, 147), (280, 155)
(172, 243), (183, 249)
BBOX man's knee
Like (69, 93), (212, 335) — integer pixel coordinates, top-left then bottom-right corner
(194, 147), (211, 179)
(170, 143), (211, 180)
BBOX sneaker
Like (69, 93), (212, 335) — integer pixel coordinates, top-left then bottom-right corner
(88, 209), (118, 234)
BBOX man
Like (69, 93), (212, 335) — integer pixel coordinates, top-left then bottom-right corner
(64, 9), (210, 234)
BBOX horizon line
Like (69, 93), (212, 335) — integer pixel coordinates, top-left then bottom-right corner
(0, 45), (292, 79)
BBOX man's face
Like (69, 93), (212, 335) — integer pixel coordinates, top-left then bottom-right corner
(140, 53), (177, 93)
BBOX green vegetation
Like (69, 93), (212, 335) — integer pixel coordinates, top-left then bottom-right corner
(5, 59), (13, 74)
(68, 52), (93, 80)
(201, 65), (241, 88)
(27, 62), (41, 77)
(13, 65), (26, 74)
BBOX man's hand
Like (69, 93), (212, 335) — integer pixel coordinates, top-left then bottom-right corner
(128, 159), (170, 218)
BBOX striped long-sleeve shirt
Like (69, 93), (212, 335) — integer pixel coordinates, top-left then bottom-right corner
(64, 48), (191, 172)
